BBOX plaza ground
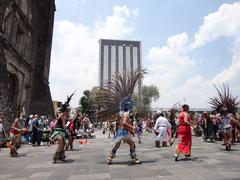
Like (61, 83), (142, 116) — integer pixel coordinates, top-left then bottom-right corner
(0, 130), (240, 180)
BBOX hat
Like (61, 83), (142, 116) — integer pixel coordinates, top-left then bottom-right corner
(34, 114), (39, 117)
(29, 115), (34, 118)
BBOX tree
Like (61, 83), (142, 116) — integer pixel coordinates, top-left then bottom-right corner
(141, 85), (160, 106)
(79, 90), (93, 115)
(134, 85), (160, 117)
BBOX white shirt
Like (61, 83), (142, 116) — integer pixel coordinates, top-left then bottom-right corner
(154, 116), (171, 130)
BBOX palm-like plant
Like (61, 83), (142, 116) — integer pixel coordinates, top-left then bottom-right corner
(209, 83), (239, 114)
(95, 68), (147, 121)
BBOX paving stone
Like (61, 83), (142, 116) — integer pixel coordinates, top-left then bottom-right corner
(0, 130), (240, 180)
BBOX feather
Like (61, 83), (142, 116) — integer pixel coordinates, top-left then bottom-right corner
(58, 91), (76, 112)
(95, 68), (147, 121)
(209, 84), (239, 114)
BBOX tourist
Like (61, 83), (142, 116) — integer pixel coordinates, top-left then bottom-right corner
(31, 115), (39, 146)
(102, 121), (108, 134)
(108, 117), (115, 138)
(37, 116), (45, 146)
(203, 112), (215, 142)
(0, 117), (7, 148)
(210, 111), (219, 140)
(27, 115), (34, 143)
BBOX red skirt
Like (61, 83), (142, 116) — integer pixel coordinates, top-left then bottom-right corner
(176, 125), (192, 155)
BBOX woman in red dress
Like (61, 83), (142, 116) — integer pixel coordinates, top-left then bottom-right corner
(175, 104), (195, 161)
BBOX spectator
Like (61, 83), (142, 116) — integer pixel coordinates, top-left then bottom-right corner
(0, 118), (7, 148)
(32, 115), (39, 146)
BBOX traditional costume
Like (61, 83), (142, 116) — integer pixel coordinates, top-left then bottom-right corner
(175, 104), (194, 161)
(9, 118), (27, 157)
(154, 114), (171, 147)
(95, 69), (146, 164)
(209, 84), (239, 151)
(107, 97), (140, 164)
(50, 92), (74, 163)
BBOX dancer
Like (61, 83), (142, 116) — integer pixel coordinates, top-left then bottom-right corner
(230, 112), (238, 144)
(136, 122), (143, 144)
(65, 118), (75, 151)
(220, 109), (232, 150)
(154, 111), (171, 147)
(175, 104), (195, 161)
(209, 84), (239, 151)
(9, 117), (27, 157)
(106, 97), (141, 164)
(50, 92), (74, 163)
(95, 69), (146, 164)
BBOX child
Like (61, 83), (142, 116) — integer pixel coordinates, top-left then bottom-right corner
(136, 122), (143, 144)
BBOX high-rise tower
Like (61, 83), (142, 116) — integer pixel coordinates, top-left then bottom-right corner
(99, 39), (142, 99)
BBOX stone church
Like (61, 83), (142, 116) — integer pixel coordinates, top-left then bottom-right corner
(0, 0), (55, 128)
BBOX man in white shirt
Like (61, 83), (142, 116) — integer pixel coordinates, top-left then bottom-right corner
(154, 111), (171, 147)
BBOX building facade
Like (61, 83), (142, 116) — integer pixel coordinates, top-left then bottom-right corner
(99, 39), (142, 98)
(0, 0), (55, 129)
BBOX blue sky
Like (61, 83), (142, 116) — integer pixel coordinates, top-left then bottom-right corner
(50, 0), (240, 108)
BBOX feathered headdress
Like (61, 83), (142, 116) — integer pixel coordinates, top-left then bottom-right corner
(120, 96), (136, 112)
(96, 68), (146, 120)
(209, 84), (239, 114)
(58, 91), (75, 112)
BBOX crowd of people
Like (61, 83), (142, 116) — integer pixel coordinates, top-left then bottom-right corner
(0, 103), (239, 163)
(99, 103), (240, 163)
(0, 110), (95, 159)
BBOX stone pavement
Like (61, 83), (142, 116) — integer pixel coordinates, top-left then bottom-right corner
(0, 130), (240, 180)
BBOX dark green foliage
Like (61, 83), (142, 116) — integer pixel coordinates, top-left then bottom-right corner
(79, 90), (93, 116)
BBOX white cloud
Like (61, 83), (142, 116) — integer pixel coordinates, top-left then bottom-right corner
(147, 2), (240, 109)
(50, 2), (240, 109)
(50, 5), (137, 107)
(196, 2), (240, 97)
(94, 5), (137, 38)
(145, 33), (194, 94)
(167, 33), (189, 54)
(151, 75), (215, 108)
(192, 2), (240, 48)
(212, 35), (240, 92)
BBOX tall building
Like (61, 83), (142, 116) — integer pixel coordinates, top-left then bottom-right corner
(99, 39), (142, 99)
(0, 0), (55, 128)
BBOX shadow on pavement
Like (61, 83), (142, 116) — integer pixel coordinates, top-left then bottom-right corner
(178, 157), (200, 161)
(66, 148), (83, 152)
(97, 159), (158, 166)
(53, 159), (75, 164)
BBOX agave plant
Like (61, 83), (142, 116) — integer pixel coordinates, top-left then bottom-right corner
(95, 68), (147, 121)
(209, 83), (239, 114)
